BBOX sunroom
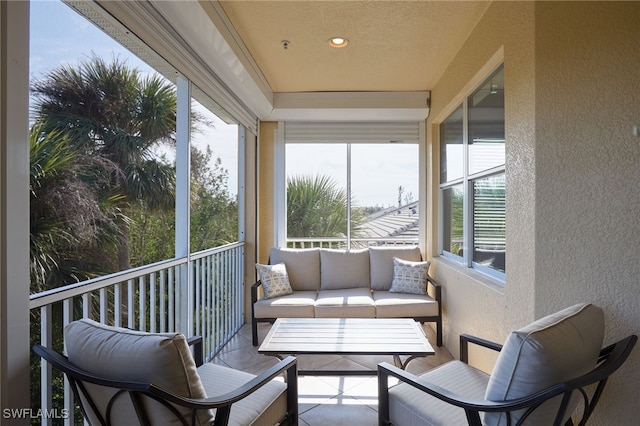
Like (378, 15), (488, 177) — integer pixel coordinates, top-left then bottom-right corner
(2, 1), (639, 425)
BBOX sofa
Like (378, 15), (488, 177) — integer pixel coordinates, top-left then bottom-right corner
(251, 246), (442, 347)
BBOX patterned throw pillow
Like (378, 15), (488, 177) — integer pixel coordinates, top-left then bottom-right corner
(389, 257), (431, 295)
(256, 263), (294, 299)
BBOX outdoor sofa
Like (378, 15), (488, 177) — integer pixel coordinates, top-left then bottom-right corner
(251, 246), (442, 347)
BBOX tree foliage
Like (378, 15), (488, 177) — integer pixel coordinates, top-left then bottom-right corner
(30, 56), (238, 286)
(29, 121), (125, 292)
(287, 174), (364, 241)
(31, 55), (177, 271)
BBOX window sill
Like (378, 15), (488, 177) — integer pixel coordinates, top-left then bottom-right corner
(431, 255), (505, 294)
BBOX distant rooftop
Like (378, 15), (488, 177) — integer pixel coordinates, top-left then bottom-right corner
(358, 201), (419, 242)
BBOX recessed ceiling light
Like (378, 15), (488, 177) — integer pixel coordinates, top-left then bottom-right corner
(328, 37), (348, 48)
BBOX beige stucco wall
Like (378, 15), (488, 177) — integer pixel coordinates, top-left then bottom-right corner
(257, 122), (277, 263)
(427, 2), (640, 424)
(427, 0), (537, 365)
(533, 2), (640, 422)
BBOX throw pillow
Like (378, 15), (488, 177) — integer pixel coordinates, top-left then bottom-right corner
(389, 257), (431, 295)
(256, 263), (293, 299)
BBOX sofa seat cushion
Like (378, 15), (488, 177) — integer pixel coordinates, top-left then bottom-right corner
(369, 246), (422, 291)
(389, 360), (490, 426)
(253, 291), (317, 319)
(484, 303), (604, 426)
(373, 291), (438, 318)
(197, 363), (287, 426)
(270, 247), (320, 291)
(320, 249), (370, 290)
(314, 288), (376, 317)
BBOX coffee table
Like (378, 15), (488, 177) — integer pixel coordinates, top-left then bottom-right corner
(258, 318), (434, 375)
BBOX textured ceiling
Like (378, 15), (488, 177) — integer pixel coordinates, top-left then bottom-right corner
(218, 1), (491, 93)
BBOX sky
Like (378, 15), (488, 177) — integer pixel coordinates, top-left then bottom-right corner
(29, 0), (419, 208)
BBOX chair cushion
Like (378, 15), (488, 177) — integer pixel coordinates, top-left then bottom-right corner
(389, 360), (490, 426)
(270, 247), (320, 291)
(197, 363), (288, 426)
(256, 262), (293, 299)
(253, 291), (317, 318)
(484, 303), (605, 425)
(64, 319), (214, 425)
(320, 249), (370, 290)
(369, 246), (422, 291)
(389, 257), (431, 295)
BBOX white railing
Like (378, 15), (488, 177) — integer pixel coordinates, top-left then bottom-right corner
(286, 237), (419, 249)
(29, 242), (244, 426)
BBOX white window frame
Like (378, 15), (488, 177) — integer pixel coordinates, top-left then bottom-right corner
(274, 121), (425, 249)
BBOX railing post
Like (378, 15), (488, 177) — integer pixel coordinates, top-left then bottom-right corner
(40, 306), (53, 426)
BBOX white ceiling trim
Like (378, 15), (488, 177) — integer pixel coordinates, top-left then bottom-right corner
(269, 92), (431, 122)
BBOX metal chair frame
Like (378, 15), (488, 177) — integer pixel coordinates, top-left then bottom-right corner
(34, 336), (298, 426)
(378, 333), (637, 426)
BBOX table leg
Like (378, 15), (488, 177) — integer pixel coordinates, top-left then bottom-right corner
(393, 354), (422, 370)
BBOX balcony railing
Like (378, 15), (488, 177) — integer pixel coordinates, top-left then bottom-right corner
(29, 242), (244, 426)
(287, 237), (419, 249)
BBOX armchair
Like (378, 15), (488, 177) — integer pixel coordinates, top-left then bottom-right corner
(378, 303), (637, 426)
(33, 319), (298, 426)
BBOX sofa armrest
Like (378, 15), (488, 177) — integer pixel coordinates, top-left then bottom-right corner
(459, 334), (503, 364)
(426, 276), (441, 303)
(251, 280), (263, 305)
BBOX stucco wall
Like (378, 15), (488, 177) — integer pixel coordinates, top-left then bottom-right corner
(427, 2), (639, 423)
(533, 2), (640, 423)
(427, 1), (537, 367)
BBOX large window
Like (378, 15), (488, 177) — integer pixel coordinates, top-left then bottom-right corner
(283, 122), (421, 248)
(440, 64), (505, 278)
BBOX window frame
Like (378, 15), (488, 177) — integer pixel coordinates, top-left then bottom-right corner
(439, 64), (505, 282)
(275, 121), (425, 249)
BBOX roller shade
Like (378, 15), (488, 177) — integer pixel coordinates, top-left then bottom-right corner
(284, 121), (421, 144)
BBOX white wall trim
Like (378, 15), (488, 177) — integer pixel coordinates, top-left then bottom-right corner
(269, 91), (431, 122)
(0, 0), (31, 412)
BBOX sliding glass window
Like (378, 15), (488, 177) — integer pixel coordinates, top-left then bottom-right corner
(440, 64), (505, 279)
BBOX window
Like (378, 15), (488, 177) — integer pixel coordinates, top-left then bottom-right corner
(282, 122), (421, 249)
(440, 64), (505, 278)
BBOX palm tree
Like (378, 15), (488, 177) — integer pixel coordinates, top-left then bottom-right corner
(287, 174), (364, 245)
(29, 121), (125, 292)
(31, 56), (177, 270)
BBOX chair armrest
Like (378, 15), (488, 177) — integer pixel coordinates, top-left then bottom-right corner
(459, 334), (502, 364)
(378, 362), (566, 425)
(187, 336), (204, 367)
(153, 356), (298, 408)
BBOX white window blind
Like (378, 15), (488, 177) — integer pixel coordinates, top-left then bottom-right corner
(284, 121), (420, 144)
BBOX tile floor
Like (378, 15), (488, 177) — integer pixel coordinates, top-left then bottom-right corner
(211, 322), (453, 426)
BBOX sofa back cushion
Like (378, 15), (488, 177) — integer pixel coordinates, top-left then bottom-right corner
(484, 303), (604, 425)
(369, 246), (422, 291)
(64, 319), (213, 425)
(270, 247), (320, 291)
(320, 249), (370, 290)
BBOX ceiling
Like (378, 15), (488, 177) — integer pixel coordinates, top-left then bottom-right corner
(218, 1), (492, 94)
